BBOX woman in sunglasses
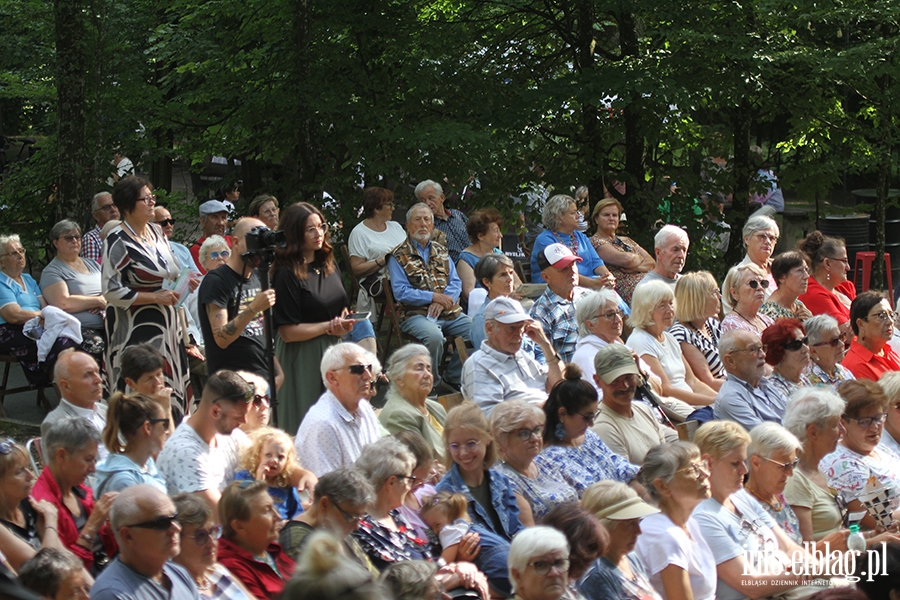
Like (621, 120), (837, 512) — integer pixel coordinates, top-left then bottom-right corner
(761, 318), (812, 399)
(173, 493), (254, 599)
(93, 392), (169, 496)
(842, 291), (900, 381)
(721, 263), (774, 335)
(805, 314), (855, 388)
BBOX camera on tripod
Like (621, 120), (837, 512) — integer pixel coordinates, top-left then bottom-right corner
(244, 226), (286, 253)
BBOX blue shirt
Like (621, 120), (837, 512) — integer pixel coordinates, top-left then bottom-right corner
(169, 241), (200, 274)
(234, 470), (303, 520)
(530, 229), (604, 284)
(435, 464), (524, 541)
(534, 430), (639, 496)
(386, 238), (462, 306)
(0, 273), (41, 325)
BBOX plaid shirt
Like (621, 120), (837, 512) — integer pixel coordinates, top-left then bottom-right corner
(529, 286), (589, 363)
(433, 208), (469, 263)
(81, 225), (102, 264)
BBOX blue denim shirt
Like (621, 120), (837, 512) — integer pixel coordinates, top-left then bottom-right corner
(435, 464), (524, 541)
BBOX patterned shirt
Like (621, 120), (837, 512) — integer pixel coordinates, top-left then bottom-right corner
(759, 298), (813, 321)
(433, 209), (469, 263)
(768, 371), (811, 400)
(669, 319), (726, 380)
(494, 461), (579, 520)
(534, 430), (639, 497)
(821, 443), (900, 511)
(156, 422), (240, 496)
(461, 341), (549, 416)
(530, 286), (589, 363)
(806, 361), (856, 388)
(81, 225), (103, 264)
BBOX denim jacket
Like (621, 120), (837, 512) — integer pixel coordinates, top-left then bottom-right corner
(435, 464), (524, 541)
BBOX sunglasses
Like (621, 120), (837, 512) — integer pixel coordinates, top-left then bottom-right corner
(182, 524), (222, 546)
(339, 364), (373, 376)
(124, 512), (179, 531)
(746, 279), (770, 289)
(156, 218), (176, 227)
(212, 382), (256, 404)
(0, 438), (16, 455)
(811, 333), (847, 348)
(58, 234), (80, 243)
(253, 394), (270, 407)
(209, 250), (230, 260)
(782, 337), (808, 351)
(148, 417), (171, 429)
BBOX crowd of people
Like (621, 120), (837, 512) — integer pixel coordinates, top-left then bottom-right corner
(1, 176), (900, 599)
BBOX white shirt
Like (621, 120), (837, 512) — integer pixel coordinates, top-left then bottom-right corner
(347, 220), (407, 314)
(61, 399), (109, 461)
(461, 341), (548, 416)
(156, 422), (239, 496)
(294, 390), (381, 477)
(635, 512), (717, 600)
(626, 328), (691, 392)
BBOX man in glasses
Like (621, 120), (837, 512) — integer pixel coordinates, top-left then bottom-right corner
(157, 370), (251, 513)
(639, 225), (690, 289)
(295, 343), (381, 477)
(154, 205), (199, 277)
(80, 192), (120, 264)
(190, 200), (233, 274)
(462, 296), (563, 416)
(41, 351), (108, 461)
(714, 329), (790, 431)
(90, 485), (197, 599)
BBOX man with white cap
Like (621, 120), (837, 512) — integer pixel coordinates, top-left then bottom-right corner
(592, 344), (678, 465)
(190, 200), (233, 274)
(462, 296), (563, 415)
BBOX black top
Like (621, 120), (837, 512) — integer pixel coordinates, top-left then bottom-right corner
(272, 261), (349, 328)
(0, 499), (39, 551)
(198, 266), (269, 377)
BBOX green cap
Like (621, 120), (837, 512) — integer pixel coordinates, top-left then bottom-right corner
(593, 344), (641, 385)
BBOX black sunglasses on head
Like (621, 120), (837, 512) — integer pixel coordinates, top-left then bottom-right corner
(124, 512), (179, 531)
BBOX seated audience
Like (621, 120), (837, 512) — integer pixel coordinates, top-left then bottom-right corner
(805, 314), (854, 388)
(81, 191), (119, 264)
(541, 502), (609, 599)
(880, 372), (900, 456)
(217, 480), (296, 599)
(571, 288), (627, 393)
(294, 342), (381, 476)
(530, 243), (591, 362)
(534, 365), (639, 496)
(248, 194), (280, 230)
(638, 224), (689, 289)
(713, 329), (790, 430)
(41, 351), (107, 460)
(745, 422), (803, 543)
(635, 441), (717, 600)
(842, 291), (900, 380)
(507, 526), (571, 600)
(670, 271), (726, 391)
(379, 561), (439, 600)
(17, 547), (90, 600)
(282, 532), (382, 600)
(462, 297), (563, 415)
(457, 208), (517, 304)
(469, 253), (531, 352)
(759, 251), (813, 320)
(729, 215), (779, 306)
(580, 481), (662, 600)
(797, 231), (854, 334)
(762, 317), (812, 399)
(235, 427), (304, 520)
(490, 401), (578, 521)
(720, 263), (774, 334)
(588, 197), (654, 304)
(415, 179), (469, 263)
(0, 441), (63, 555)
(393, 430), (443, 542)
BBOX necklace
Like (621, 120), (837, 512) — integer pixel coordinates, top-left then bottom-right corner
(733, 309), (761, 330)
(195, 575), (211, 591)
(123, 219), (151, 244)
(552, 231), (579, 256)
(746, 486), (783, 511)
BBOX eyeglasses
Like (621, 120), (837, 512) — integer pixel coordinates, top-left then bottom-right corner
(782, 337), (808, 352)
(137, 194), (157, 205)
(182, 524), (222, 546)
(124, 512), (179, 531)
(209, 250), (230, 260)
(332, 501), (364, 525)
(306, 223), (328, 236)
(212, 382), (256, 404)
(253, 394), (270, 407)
(449, 439), (481, 454)
(597, 309), (625, 320)
(866, 311), (898, 324)
(731, 344), (766, 356)
(845, 412), (888, 429)
(828, 256), (850, 265)
(156, 218), (176, 227)
(96, 203), (117, 213)
(753, 233), (778, 243)
(746, 279), (770, 290)
(528, 558), (570, 576)
(1, 248), (26, 258)
(58, 234), (80, 243)
(514, 425), (544, 441)
(762, 456), (800, 473)
(676, 460), (709, 479)
(148, 417), (171, 429)
(0, 438), (16, 455)
(394, 474), (418, 484)
(811, 333), (846, 348)
(337, 364), (373, 376)
(578, 409), (602, 424)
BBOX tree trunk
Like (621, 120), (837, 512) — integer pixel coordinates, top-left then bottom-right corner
(874, 76), (891, 291)
(726, 99), (753, 265)
(618, 11), (647, 231)
(293, 0), (315, 199)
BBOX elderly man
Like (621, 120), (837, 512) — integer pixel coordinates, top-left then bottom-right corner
(713, 328), (790, 430)
(89, 485), (198, 600)
(638, 224), (690, 288)
(294, 342), (381, 477)
(156, 370), (250, 511)
(462, 297), (563, 415)
(41, 351), (108, 460)
(81, 192), (120, 264)
(154, 206), (199, 275)
(190, 200), (233, 274)
(386, 202), (472, 389)
(415, 179), (469, 262)
(592, 344), (678, 465)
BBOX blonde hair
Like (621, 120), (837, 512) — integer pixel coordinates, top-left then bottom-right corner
(675, 271), (718, 323)
(628, 279), (675, 330)
(0, 442), (29, 480)
(722, 262), (768, 313)
(442, 402), (497, 469)
(420, 491), (470, 523)
(694, 420), (751, 459)
(582, 481), (636, 530)
(239, 427), (298, 489)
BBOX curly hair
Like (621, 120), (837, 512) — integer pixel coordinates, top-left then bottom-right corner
(239, 427), (299, 489)
(761, 317), (806, 366)
(466, 208), (504, 244)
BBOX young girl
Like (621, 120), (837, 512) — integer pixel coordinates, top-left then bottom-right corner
(420, 491), (511, 598)
(235, 428), (305, 520)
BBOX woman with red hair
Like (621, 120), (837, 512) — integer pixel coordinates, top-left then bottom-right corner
(761, 318), (811, 399)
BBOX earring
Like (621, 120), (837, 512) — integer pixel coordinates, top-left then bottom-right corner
(554, 422), (566, 441)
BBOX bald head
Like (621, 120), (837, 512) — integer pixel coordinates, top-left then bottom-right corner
(54, 351), (102, 407)
(233, 217), (266, 240)
(110, 485), (181, 574)
(111, 485), (169, 531)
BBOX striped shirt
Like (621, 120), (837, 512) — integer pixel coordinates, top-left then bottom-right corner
(669, 318), (726, 380)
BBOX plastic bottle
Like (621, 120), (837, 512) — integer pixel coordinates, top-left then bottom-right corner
(847, 524), (866, 552)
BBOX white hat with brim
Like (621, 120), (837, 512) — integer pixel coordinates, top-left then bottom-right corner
(591, 496), (660, 521)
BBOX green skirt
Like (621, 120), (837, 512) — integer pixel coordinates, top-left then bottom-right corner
(275, 334), (337, 434)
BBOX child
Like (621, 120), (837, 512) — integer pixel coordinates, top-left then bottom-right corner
(236, 427), (305, 520)
(420, 491), (511, 597)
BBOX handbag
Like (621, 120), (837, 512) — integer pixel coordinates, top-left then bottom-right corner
(360, 272), (384, 298)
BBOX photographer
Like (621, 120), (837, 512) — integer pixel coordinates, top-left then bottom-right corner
(198, 217), (283, 388)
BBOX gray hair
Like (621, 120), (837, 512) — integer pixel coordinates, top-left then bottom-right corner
(654, 225), (689, 250)
(804, 314), (839, 345)
(742, 215), (779, 246)
(18, 548), (84, 598)
(639, 441), (701, 503)
(312, 468), (375, 507)
(43, 417), (101, 462)
(379, 561), (438, 600)
(474, 253), (515, 288)
(355, 437), (415, 491)
(628, 279), (675, 331)
(880, 371), (900, 404)
(782, 387), (846, 443)
(490, 400), (545, 445)
(718, 328), (759, 358)
(575, 289), (619, 337)
(542, 194), (576, 230)
(0, 234), (21, 251)
(110, 484), (166, 531)
(414, 180), (443, 200)
(173, 493), (213, 528)
(405, 202), (433, 224)
(91, 192), (112, 212)
(508, 526), (569, 590)
(320, 342), (373, 389)
(386, 344), (430, 383)
(50, 219), (80, 240)
(199, 234), (228, 265)
(747, 422), (801, 460)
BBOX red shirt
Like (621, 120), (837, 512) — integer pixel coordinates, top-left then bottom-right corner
(190, 234), (233, 275)
(841, 339), (900, 381)
(217, 537), (296, 599)
(799, 277), (851, 323)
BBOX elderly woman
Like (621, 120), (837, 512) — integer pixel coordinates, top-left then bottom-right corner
(879, 372), (900, 456)
(217, 480), (296, 599)
(457, 208), (521, 304)
(635, 442), (717, 600)
(18, 547), (91, 600)
(744, 422), (804, 543)
(378, 344), (447, 460)
(730, 214), (780, 307)
(670, 271), (726, 391)
(347, 187), (407, 316)
(282, 532), (382, 600)
(626, 280), (717, 406)
(470, 253), (535, 353)
(762, 318), (812, 399)
(531, 194), (614, 291)
(580, 481), (662, 600)
(842, 291), (900, 380)
(720, 263), (775, 335)
(507, 526), (571, 600)
(820, 379), (900, 531)
(692, 420), (822, 599)
(32, 418), (118, 572)
(759, 251), (813, 321)
(436, 402), (530, 537)
(41, 219), (107, 359)
(104, 176), (196, 414)
(805, 314), (855, 388)
(173, 493), (253, 598)
(541, 502), (609, 599)
(798, 231), (854, 330)
(248, 194), (280, 230)
(589, 197), (655, 304)
(571, 288), (625, 391)
(534, 365), (639, 496)
(490, 400), (578, 520)
(185, 234), (230, 347)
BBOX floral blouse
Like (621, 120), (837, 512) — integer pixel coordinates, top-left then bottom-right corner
(759, 299), (813, 321)
(494, 461), (579, 520)
(749, 491), (803, 545)
(805, 361), (856, 388)
(352, 509), (433, 572)
(534, 431), (639, 497)
(768, 371), (811, 401)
